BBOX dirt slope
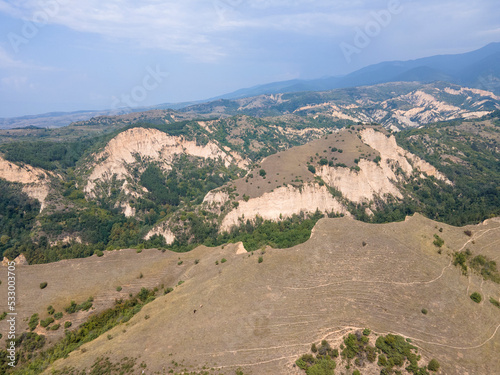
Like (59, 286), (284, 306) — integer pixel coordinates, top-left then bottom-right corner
(2, 214), (496, 374)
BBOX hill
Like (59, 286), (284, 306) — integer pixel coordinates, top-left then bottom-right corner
(0, 109), (499, 263)
(180, 82), (500, 130)
(0, 214), (499, 374)
(216, 42), (500, 99)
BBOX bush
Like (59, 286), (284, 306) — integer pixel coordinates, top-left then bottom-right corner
(464, 230), (472, 237)
(307, 165), (316, 174)
(95, 250), (104, 257)
(470, 292), (482, 303)
(116, 286), (122, 292)
(50, 324), (60, 331)
(305, 357), (336, 375)
(28, 314), (39, 331)
(40, 317), (54, 328)
(64, 321), (72, 329)
(259, 169), (266, 177)
(40, 282), (48, 289)
(433, 234), (444, 248)
(221, 258), (227, 263)
(490, 297), (500, 308)
(47, 306), (55, 315)
(54, 312), (63, 320)
(428, 359), (440, 371)
(421, 308), (428, 315)
(258, 256), (263, 263)
(363, 328), (371, 336)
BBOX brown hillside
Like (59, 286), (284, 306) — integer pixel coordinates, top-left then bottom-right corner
(1, 215), (497, 374)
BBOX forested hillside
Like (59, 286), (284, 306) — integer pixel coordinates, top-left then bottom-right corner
(0, 107), (499, 265)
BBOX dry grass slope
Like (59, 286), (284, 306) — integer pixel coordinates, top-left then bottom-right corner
(1, 214), (499, 374)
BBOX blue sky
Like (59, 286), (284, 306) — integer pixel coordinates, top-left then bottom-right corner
(0, 0), (499, 117)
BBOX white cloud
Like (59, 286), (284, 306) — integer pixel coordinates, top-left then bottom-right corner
(0, 0), (391, 59)
(0, 0), (498, 61)
(1, 76), (36, 91)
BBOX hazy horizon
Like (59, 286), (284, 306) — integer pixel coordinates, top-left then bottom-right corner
(1, 0), (499, 118)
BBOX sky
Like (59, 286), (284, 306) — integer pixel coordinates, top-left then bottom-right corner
(0, 0), (499, 118)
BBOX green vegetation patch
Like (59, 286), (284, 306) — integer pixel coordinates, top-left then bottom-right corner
(1, 288), (157, 374)
(453, 250), (499, 283)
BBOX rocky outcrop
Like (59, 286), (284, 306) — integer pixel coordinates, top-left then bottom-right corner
(318, 160), (402, 203)
(82, 127), (250, 216)
(144, 224), (175, 245)
(0, 156), (51, 211)
(317, 128), (450, 204)
(360, 128), (450, 182)
(220, 183), (348, 232)
(85, 127), (247, 196)
(2, 254), (28, 266)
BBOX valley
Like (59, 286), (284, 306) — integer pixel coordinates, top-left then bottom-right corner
(0, 81), (499, 375)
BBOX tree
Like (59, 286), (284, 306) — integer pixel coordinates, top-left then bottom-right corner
(428, 358), (440, 371)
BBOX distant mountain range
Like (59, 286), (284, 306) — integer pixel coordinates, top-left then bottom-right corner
(1, 42), (499, 129)
(215, 42), (500, 99)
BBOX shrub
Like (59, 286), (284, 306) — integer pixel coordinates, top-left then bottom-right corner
(433, 234), (444, 248)
(116, 286), (122, 292)
(136, 249), (142, 254)
(464, 230), (472, 237)
(50, 324), (60, 331)
(64, 321), (72, 329)
(353, 371), (361, 375)
(40, 282), (48, 289)
(305, 357), (336, 375)
(258, 256), (263, 263)
(470, 292), (482, 303)
(177, 260), (183, 265)
(428, 359), (440, 371)
(47, 305), (55, 315)
(307, 165), (316, 174)
(28, 313), (39, 331)
(363, 328), (371, 336)
(164, 287), (174, 295)
(215, 260), (219, 265)
(221, 258), (227, 263)
(490, 297), (500, 308)
(194, 259), (200, 264)
(54, 312), (63, 320)
(95, 250), (104, 257)
(311, 343), (317, 353)
(421, 308), (428, 315)
(259, 169), (266, 177)
(40, 317), (54, 328)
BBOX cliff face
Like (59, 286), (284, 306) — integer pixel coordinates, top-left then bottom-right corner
(215, 184), (349, 232)
(83, 127), (248, 216)
(359, 128), (449, 182)
(317, 128), (449, 203)
(0, 156), (51, 211)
